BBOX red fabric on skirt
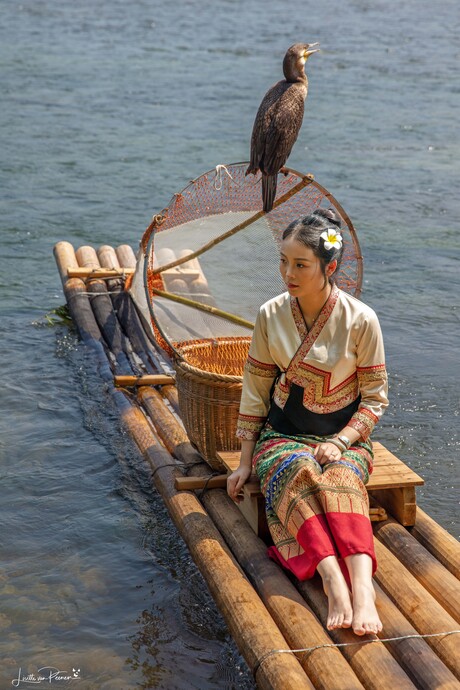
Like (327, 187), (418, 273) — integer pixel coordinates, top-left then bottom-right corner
(253, 427), (376, 581)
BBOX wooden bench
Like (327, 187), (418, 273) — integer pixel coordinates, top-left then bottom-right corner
(216, 442), (424, 539)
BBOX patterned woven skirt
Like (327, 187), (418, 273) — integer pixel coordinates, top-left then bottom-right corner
(253, 426), (376, 581)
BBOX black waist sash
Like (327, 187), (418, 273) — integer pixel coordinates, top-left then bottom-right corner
(268, 382), (360, 437)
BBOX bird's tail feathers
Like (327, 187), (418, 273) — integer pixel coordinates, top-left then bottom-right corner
(262, 174), (277, 213)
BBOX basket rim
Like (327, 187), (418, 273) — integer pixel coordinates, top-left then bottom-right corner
(175, 335), (252, 353)
(174, 357), (244, 384)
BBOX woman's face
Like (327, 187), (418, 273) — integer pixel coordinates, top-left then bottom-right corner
(279, 237), (329, 298)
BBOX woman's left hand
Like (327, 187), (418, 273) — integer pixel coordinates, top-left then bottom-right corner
(314, 442), (342, 465)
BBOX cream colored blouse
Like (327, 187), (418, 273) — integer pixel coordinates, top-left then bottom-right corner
(236, 284), (389, 441)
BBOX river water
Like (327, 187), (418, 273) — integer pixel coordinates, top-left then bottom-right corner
(0, 0), (459, 687)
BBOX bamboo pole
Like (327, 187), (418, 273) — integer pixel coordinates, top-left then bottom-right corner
(115, 248), (178, 398)
(373, 539), (460, 678)
(135, 321), (459, 688)
(137, 385), (422, 690)
(67, 267), (135, 278)
(151, 174), (314, 276)
(114, 393), (315, 690)
(57, 253), (314, 690)
(114, 374), (175, 387)
(54, 240), (80, 286)
(57, 241), (460, 689)
(202, 489), (367, 690)
(53, 243), (112, 382)
(410, 507), (460, 580)
(115, 244), (137, 269)
(373, 516), (460, 622)
(137, 389), (367, 689)
(150, 286), (254, 330)
(76, 246), (132, 373)
(373, 582), (460, 690)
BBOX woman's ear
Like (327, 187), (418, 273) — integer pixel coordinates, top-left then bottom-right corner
(326, 259), (338, 276)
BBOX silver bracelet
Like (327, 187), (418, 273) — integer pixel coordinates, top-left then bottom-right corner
(327, 438), (347, 453)
(337, 434), (352, 450)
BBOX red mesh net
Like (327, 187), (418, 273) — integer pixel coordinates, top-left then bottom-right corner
(140, 163), (363, 365)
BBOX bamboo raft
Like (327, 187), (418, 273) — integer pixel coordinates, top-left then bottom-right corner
(54, 241), (460, 690)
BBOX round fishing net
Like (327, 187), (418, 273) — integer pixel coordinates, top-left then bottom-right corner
(134, 162), (362, 368)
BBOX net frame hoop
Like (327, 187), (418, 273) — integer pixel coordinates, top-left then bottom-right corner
(142, 163), (363, 361)
(290, 169), (364, 297)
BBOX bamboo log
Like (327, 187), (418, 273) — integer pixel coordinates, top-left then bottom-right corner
(373, 539), (460, 678)
(63, 252), (314, 689)
(138, 385), (421, 690)
(410, 507), (460, 580)
(54, 244), (103, 345)
(114, 392), (315, 690)
(53, 243), (112, 381)
(115, 244), (137, 269)
(159, 384), (180, 413)
(373, 516), (460, 622)
(76, 246), (132, 372)
(297, 577), (417, 690)
(97, 244), (126, 297)
(202, 490), (367, 690)
(137, 389), (367, 689)
(373, 582), (460, 689)
(115, 249), (177, 381)
(137, 386), (192, 457)
(114, 375), (175, 387)
(57, 240), (460, 689)
(54, 240), (80, 286)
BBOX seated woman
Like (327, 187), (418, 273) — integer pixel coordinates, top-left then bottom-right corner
(227, 209), (388, 636)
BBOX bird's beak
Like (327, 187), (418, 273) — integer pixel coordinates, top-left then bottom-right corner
(305, 43), (320, 58)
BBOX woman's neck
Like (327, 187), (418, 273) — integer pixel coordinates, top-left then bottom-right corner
(297, 284), (332, 329)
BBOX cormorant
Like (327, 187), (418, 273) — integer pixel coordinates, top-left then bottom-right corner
(246, 43), (320, 212)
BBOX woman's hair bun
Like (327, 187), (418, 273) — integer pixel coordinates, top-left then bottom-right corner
(313, 208), (341, 228)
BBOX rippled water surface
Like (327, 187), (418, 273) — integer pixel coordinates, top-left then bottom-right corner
(1, 0), (459, 687)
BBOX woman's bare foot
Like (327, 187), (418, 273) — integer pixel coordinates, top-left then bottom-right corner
(317, 556), (353, 630)
(351, 582), (382, 636)
(344, 553), (382, 636)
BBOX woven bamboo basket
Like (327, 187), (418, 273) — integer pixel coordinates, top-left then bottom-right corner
(174, 337), (251, 471)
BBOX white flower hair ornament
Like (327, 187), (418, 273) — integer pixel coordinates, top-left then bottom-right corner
(320, 228), (343, 250)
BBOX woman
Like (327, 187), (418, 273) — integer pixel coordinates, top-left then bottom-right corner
(227, 209), (388, 636)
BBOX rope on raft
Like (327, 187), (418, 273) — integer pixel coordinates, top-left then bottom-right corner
(253, 629), (460, 677)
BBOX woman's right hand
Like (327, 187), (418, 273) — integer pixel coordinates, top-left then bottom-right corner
(227, 465), (252, 503)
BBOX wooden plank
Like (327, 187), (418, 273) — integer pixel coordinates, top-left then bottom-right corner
(370, 487), (417, 527)
(175, 475), (228, 490)
(371, 442), (424, 488)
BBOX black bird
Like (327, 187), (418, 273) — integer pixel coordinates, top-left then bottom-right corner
(246, 43), (320, 212)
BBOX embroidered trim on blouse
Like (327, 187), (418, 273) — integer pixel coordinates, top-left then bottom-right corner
(289, 285), (340, 369)
(245, 355), (279, 379)
(272, 364), (359, 414)
(348, 407), (379, 440)
(236, 413), (266, 440)
(357, 364), (388, 385)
